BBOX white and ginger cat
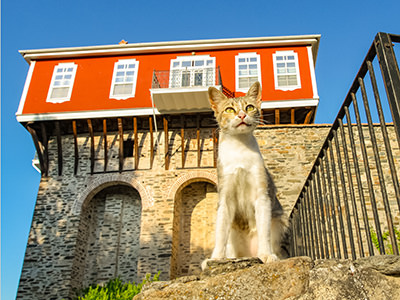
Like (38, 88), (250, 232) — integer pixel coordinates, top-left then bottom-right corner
(203, 81), (287, 268)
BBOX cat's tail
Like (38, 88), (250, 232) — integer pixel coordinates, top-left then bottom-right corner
(271, 215), (289, 259)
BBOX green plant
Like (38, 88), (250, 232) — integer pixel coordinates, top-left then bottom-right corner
(72, 272), (160, 300)
(370, 227), (400, 254)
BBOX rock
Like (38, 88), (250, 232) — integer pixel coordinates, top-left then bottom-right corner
(133, 256), (400, 300)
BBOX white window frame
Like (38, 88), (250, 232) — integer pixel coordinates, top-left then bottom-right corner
(46, 63), (77, 103)
(273, 50), (301, 91)
(169, 55), (216, 88)
(235, 52), (262, 93)
(110, 59), (139, 100)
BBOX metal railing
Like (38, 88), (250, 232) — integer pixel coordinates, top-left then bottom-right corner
(289, 32), (400, 259)
(152, 66), (235, 97)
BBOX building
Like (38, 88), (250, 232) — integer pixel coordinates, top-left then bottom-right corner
(16, 34), (323, 299)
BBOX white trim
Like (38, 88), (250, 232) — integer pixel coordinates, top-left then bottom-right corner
(19, 35), (321, 63)
(17, 61), (36, 115)
(260, 98), (319, 109)
(109, 59), (139, 100)
(307, 46), (319, 99)
(15, 98), (319, 122)
(16, 107), (161, 122)
(273, 50), (301, 91)
(46, 63), (77, 103)
(235, 52), (262, 93)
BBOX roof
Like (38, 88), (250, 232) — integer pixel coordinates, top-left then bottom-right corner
(19, 34), (321, 64)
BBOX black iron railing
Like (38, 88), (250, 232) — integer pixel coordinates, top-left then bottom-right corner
(151, 66), (235, 98)
(289, 32), (400, 259)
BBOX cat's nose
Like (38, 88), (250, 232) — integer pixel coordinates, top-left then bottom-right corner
(238, 111), (246, 120)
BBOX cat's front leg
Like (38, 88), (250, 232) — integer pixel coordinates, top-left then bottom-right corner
(211, 197), (232, 259)
(255, 197), (278, 263)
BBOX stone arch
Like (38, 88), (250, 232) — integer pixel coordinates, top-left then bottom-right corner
(72, 173), (153, 215)
(170, 171), (219, 278)
(73, 183), (143, 288)
(167, 170), (217, 201)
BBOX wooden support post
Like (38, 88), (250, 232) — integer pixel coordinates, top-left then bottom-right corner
(149, 116), (154, 168)
(291, 108), (296, 124)
(72, 121), (79, 175)
(163, 116), (169, 170)
(55, 121), (63, 176)
(197, 115), (201, 167)
(26, 124), (45, 176)
(275, 108), (280, 125)
(118, 118), (124, 172)
(212, 128), (218, 168)
(181, 115), (185, 169)
(87, 119), (95, 174)
(40, 122), (49, 176)
(134, 117), (138, 170)
(304, 107), (313, 124)
(103, 119), (108, 172)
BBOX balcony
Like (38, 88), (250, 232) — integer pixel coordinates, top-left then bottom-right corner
(150, 67), (234, 114)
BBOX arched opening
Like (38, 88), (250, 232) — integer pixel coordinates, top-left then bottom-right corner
(170, 180), (218, 278)
(75, 184), (142, 287)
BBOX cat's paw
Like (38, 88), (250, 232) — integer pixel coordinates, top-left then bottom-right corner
(201, 258), (212, 271)
(259, 254), (279, 264)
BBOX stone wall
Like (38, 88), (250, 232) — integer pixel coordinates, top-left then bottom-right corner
(17, 124), (333, 299)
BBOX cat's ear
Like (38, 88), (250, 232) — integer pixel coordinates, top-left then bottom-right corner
(246, 81), (262, 106)
(208, 87), (227, 112)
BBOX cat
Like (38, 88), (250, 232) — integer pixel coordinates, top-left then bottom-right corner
(203, 81), (287, 268)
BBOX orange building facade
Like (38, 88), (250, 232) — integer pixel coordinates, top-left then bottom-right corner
(17, 35), (320, 123)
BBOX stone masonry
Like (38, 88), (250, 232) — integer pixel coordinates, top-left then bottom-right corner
(23, 123), (399, 299)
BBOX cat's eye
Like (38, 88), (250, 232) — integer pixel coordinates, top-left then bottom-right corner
(225, 107), (236, 113)
(246, 105), (255, 112)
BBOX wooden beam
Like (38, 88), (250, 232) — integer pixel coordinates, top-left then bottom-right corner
(134, 117), (138, 170)
(197, 115), (201, 167)
(149, 116), (154, 168)
(163, 116), (169, 170)
(87, 119), (95, 174)
(55, 121), (63, 176)
(291, 108), (296, 124)
(26, 124), (45, 176)
(304, 108), (313, 124)
(275, 109), (280, 125)
(40, 123), (49, 176)
(72, 120), (79, 175)
(212, 128), (218, 168)
(181, 115), (185, 169)
(118, 118), (124, 172)
(103, 119), (108, 172)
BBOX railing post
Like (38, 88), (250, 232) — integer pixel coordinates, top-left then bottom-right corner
(375, 32), (400, 148)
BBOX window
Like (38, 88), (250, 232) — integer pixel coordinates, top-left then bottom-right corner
(273, 51), (301, 91)
(235, 53), (261, 92)
(169, 56), (215, 88)
(110, 59), (139, 99)
(46, 63), (77, 103)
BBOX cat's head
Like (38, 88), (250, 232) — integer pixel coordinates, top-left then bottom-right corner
(208, 81), (262, 135)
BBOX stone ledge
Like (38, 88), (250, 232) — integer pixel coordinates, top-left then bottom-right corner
(134, 256), (400, 300)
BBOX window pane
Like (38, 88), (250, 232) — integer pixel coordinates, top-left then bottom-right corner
(287, 55), (295, 60)
(55, 75), (63, 80)
(126, 71), (134, 76)
(288, 75), (298, 85)
(239, 65), (247, 70)
(51, 87), (69, 99)
(238, 58), (246, 63)
(182, 61), (191, 67)
(249, 64), (257, 69)
(239, 69), (248, 76)
(128, 64), (135, 69)
(194, 72), (203, 85)
(173, 62), (180, 68)
(249, 57), (257, 62)
(276, 56), (283, 61)
(117, 64), (125, 70)
(207, 60), (213, 66)
(277, 75), (287, 86)
(181, 72), (190, 86)
(194, 60), (204, 67)
(113, 83), (133, 95)
(239, 77), (249, 89)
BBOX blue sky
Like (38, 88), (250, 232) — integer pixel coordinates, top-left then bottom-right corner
(1, 0), (399, 299)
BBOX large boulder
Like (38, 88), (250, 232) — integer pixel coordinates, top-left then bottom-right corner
(134, 256), (400, 299)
